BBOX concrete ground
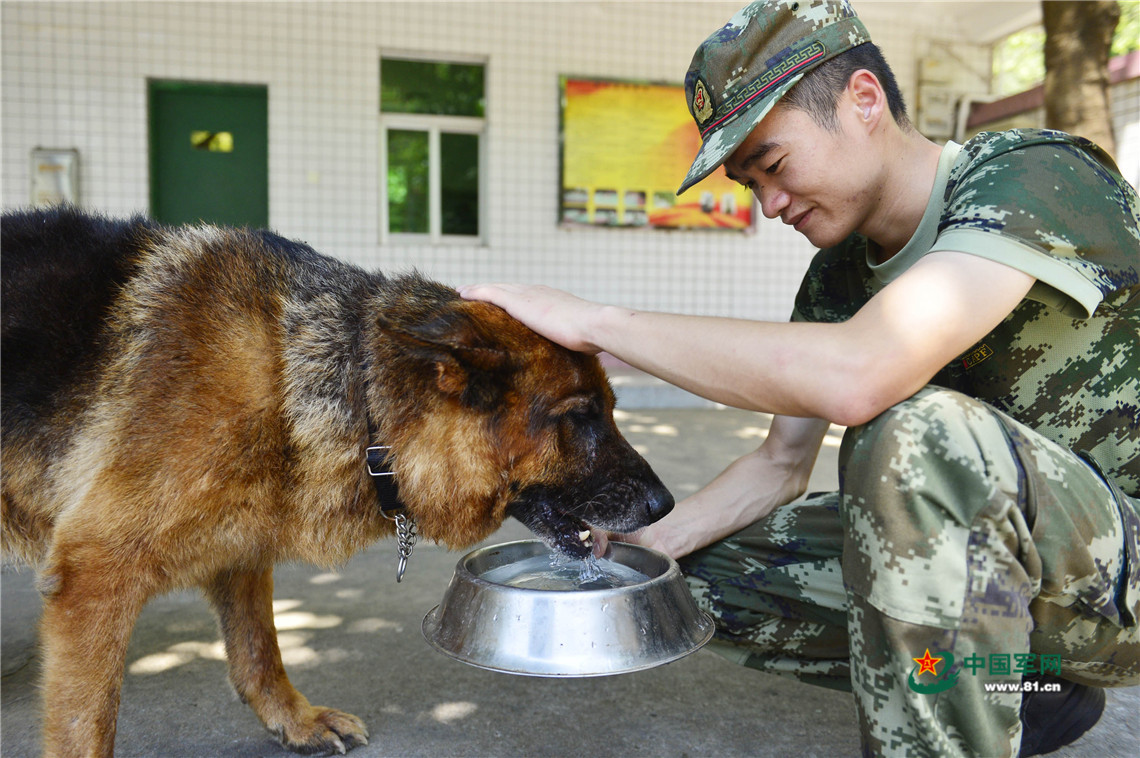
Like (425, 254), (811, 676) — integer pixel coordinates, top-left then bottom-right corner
(3, 378), (1138, 757)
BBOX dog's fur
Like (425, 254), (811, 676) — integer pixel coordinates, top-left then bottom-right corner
(1, 207), (673, 757)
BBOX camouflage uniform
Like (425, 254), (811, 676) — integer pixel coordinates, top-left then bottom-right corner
(682, 130), (1140, 757)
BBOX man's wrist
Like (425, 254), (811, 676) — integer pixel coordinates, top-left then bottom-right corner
(587, 303), (636, 356)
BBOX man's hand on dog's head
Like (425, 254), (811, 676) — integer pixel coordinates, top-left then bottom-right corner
(458, 283), (606, 355)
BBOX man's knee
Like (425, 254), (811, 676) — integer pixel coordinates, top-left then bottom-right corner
(839, 386), (1023, 530)
(837, 387), (1033, 629)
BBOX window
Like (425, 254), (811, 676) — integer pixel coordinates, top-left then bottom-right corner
(381, 57), (485, 241)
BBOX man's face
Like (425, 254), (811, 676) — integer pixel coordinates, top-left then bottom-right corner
(723, 101), (878, 249)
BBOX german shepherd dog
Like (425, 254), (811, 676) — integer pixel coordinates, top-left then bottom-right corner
(1, 207), (673, 757)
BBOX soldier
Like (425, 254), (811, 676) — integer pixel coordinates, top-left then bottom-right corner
(460, 1), (1139, 755)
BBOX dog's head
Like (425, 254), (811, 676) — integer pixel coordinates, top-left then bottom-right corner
(371, 276), (673, 557)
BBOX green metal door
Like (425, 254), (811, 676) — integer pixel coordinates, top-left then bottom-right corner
(149, 81), (268, 228)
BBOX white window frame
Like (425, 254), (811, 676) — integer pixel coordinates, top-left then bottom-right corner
(379, 57), (487, 246)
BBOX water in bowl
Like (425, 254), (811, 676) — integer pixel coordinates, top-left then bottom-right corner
(479, 553), (650, 591)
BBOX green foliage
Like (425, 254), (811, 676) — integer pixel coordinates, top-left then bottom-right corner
(993, 25), (1046, 96)
(1112, 0), (1139, 57)
(991, 1), (1137, 97)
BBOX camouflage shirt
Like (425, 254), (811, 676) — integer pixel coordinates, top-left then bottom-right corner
(792, 129), (1140, 496)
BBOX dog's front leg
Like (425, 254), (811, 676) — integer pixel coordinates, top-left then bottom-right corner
(205, 567), (369, 755)
(38, 551), (150, 758)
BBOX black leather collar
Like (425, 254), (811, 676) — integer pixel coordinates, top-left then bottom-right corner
(365, 443), (405, 513)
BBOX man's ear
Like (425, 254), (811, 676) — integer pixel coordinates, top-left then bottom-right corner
(376, 300), (511, 396)
(847, 69), (884, 129)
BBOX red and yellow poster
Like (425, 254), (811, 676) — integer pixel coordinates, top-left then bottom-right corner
(560, 77), (753, 230)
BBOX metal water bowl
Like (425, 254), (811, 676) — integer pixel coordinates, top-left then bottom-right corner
(422, 539), (714, 677)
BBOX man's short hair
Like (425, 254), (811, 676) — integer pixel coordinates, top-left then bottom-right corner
(780, 43), (911, 131)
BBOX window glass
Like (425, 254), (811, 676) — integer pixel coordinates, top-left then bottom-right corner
(387, 129), (429, 234)
(440, 132), (479, 236)
(381, 59), (485, 117)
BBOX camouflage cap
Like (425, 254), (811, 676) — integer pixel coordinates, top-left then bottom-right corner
(677, 0), (871, 195)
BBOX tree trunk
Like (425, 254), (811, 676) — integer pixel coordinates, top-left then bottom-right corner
(1041, 0), (1120, 155)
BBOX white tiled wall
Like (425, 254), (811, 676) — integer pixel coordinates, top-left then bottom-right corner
(1111, 76), (1140, 189)
(1, 1), (1031, 322)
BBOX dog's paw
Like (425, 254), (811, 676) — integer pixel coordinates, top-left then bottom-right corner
(277, 706), (369, 755)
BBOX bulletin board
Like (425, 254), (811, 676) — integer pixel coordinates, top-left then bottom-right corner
(559, 77), (752, 231)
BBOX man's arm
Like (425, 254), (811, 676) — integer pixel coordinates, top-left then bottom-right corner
(627, 414), (831, 559)
(460, 250), (1035, 426)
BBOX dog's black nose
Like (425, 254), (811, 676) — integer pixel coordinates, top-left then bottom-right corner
(646, 486), (674, 522)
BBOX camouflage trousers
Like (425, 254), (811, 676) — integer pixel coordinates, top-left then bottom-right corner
(680, 386), (1140, 757)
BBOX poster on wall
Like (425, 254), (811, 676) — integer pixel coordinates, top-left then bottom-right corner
(31, 148), (80, 207)
(559, 77), (752, 231)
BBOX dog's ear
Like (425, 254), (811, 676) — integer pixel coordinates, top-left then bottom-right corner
(376, 300), (512, 399)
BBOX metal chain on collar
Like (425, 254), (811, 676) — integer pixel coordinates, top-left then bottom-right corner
(367, 443), (417, 583)
(385, 510), (418, 583)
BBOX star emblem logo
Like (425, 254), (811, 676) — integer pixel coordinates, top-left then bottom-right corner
(912, 648), (943, 677)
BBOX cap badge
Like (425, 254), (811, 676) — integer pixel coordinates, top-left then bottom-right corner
(692, 79), (713, 125)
